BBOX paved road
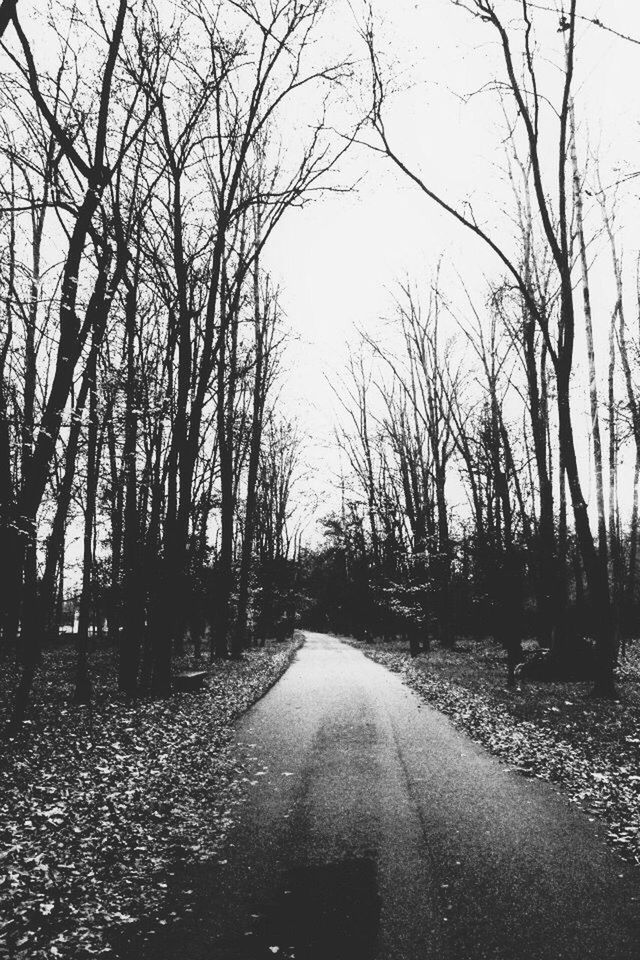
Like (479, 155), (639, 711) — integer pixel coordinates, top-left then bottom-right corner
(128, 632), (640, 959)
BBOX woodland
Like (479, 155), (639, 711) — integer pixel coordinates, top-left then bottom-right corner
(2, 1), (640, 955)
(2, 0), (639, 717)
(0, 0), (343, 728)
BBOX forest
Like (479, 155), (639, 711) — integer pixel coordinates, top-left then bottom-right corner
(2, 0), (638, 716)
(0, 0), (348, 727)
(2, 2), (640, 958)
(303, 4), (640, 699)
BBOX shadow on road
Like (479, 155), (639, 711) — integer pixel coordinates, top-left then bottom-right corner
(220, 857), (381, 960)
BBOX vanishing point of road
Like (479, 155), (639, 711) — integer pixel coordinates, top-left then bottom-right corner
(130, 632), (640, 959)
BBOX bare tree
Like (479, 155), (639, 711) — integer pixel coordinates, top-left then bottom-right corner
(363, 0), (616, 694)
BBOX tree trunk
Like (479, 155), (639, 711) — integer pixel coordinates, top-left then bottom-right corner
(74, 347), (99, 705)
(571, 117), (608, 565)
(232, 261), (267, 657)
(10, 530), (39, 729)
(625, 452), (640, 648)
(118, 283), (145, 695)
(557, 380), (614, 695)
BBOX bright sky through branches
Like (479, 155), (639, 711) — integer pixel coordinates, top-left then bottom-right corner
(263, 0), (640, 533)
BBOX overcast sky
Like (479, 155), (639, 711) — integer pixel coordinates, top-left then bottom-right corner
(12, 0), (640, 546)
(261, 0), (640, 535)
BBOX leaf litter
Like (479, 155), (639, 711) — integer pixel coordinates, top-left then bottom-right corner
(354, 638), (640, 870)
(0, 636), (302, 959)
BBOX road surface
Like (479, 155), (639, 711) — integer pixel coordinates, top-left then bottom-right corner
(126, 632), (640, 959)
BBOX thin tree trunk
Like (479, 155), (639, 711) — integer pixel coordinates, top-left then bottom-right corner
(625, 452), (640, 649)
(233, 258), (267, 657)
(119, 282), (144, 695)
(570, 113), (608, 566)
(608, 305), (622, 661)
(74, 346), (100, 704)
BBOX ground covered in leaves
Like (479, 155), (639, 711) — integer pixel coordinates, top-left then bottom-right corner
(350, 636), (640, 868)
(0, 635), (303, 959)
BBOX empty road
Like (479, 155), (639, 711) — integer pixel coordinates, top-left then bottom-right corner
(127, 632), (640, 959)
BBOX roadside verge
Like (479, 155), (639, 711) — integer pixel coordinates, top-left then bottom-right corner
(0, 635), (303, 960)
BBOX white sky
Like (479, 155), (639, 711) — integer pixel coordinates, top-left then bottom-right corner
(263, 0), (640, 535)
(6, 0), (640, 551)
